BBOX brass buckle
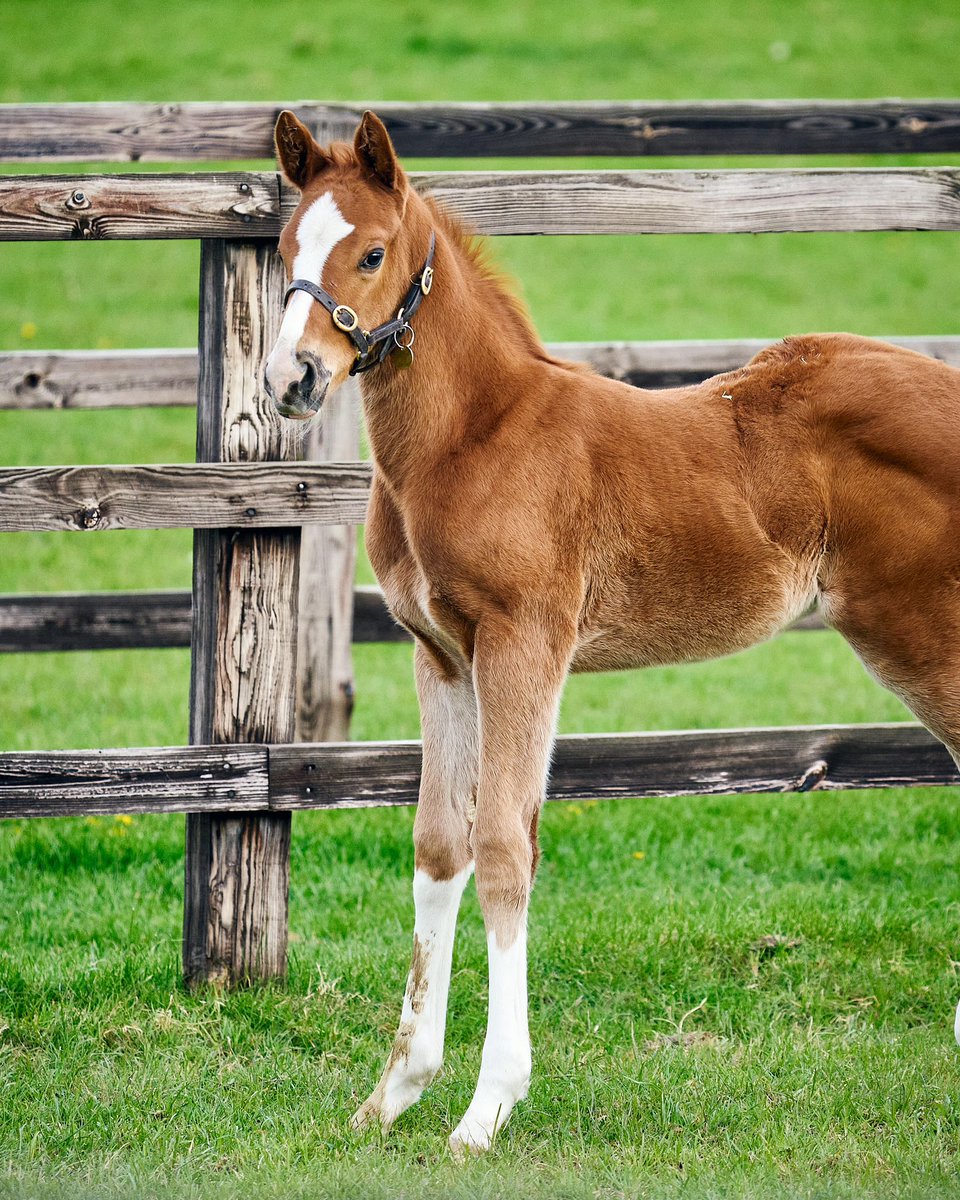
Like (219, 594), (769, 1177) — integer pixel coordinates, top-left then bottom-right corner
(332, 304), (359, 332)
(420, 266), (434, 295)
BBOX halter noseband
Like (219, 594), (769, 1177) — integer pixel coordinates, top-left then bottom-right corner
(283, 233), (436, 376)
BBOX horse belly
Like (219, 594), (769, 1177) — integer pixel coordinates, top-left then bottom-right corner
(571, 545), (818, 673)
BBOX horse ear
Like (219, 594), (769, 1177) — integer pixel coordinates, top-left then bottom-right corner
(354, 111), (401, 192)
(274, 110), (326, 190)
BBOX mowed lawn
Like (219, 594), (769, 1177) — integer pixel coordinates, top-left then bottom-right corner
(1, 1), (960, 1196)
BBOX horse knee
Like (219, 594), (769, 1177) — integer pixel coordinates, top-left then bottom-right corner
(413, 805), (472, 882)
(471, 817), (534, 927)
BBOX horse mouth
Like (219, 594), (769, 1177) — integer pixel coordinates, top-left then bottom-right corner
(275, 389), (325, 420)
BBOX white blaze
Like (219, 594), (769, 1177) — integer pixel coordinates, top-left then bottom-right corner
(276, 191), (354, 351)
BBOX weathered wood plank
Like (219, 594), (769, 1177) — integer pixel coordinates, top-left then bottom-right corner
(0, 173), (278, 241)
(415, 168), (960, 235)
(558, 336), (960, 388)
(5, 336), (960, 410)
(0, 586), (826, 654)
(0, 724), (953, 819)
(185, 239), (298, 988)
(3, 101), (960, 162)
(0, 349), (197, 410)
(270, 723), (958, 810)
(0, 462), (371, 531)
(5, 169), (960, 241)
(0, 589), (192, 651)
(296, 381), (359, 742)
(0, 745), (267, 817)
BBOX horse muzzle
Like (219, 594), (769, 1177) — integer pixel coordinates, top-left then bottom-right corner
(264, 350), (330, 420)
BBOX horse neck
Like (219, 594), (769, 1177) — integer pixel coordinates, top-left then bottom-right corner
(359, 205), (546, 489)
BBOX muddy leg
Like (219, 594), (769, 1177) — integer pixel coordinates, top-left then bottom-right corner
(353, 645), (478, 1129)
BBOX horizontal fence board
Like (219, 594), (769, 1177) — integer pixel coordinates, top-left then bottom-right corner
(0, 585), (822, 653)
(3, 101), (960, 162)
(1, 725), (954, 818)
(556, 335), (960, 388)
(5, 336), (960, 409)
(0, 349), (197, 410)
(271, 724), (958, 810)
(0, 745), (268, 817)
(5, 169), (960, 241)
(0, 589), (192, 651)
(0, 462), (372, 531)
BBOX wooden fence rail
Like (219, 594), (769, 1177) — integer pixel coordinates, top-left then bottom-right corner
(3, 100), (960, 161)
(6, 335), (960, 409)
(4, 169), (960, 241)
(0, 724), (954, 819)
(0, 584), (825, 653)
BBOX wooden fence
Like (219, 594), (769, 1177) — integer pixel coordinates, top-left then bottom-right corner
(1, 100), (958, 985)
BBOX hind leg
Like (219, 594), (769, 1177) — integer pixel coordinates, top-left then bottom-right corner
(825, 590), (960, 1041)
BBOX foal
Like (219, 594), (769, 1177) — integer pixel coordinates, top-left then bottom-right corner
(264, 110), (960, 1152)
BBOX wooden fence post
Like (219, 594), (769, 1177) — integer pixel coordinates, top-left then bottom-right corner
(296, 380), (359, 743)
(183, 239), (300, 987)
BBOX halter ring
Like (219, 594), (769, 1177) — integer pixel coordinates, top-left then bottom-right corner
(421, 266), (434, 295)
(332, 305), (359, 332)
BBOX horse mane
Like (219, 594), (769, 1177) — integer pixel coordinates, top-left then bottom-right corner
(423, 195), (590, 375)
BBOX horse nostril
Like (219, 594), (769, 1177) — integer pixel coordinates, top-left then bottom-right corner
(299, 357), (317, 397)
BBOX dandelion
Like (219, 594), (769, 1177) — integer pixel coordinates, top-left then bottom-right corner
(20, 321), (38, 340)
(114, 814), (133, 826)
(632, 851), (646, 861)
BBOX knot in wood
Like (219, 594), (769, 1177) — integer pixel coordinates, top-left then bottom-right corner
(794, 758), (828, 792)
(66, 190), (91, 211)
(77, 505), (102, 529)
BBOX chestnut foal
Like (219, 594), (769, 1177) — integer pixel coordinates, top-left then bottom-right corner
(264, 111), (960, 1151)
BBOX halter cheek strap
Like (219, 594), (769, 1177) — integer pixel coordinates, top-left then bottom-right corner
(283, 233), (436, 376)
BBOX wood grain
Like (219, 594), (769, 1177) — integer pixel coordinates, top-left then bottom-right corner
(0, 462), (372, 531)
(414, 167), (960, 235)
(296, 380), (359, 742)
(184, 239), (298, 988)
(0, 723), (953, 819)
(0, 745), (267, 817)
(0, 349), (197, 410)
(269, 723), (958, 810)
(3, 101), (960, 162)
(0, 589), (192, 651)
(5, 169), (960, 241)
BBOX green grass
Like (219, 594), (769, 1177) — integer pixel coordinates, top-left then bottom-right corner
(2, 0), (960, 1195)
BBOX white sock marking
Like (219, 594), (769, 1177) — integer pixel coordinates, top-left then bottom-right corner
(451, 921), (531, 1152)
(354, 864), (473, 1128)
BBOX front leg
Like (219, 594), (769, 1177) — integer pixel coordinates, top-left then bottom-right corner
(450, 613), (574, 1154)
(353, 643), (478, 1130)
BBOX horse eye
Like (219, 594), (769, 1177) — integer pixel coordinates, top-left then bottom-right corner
(359, 248), (385, 272)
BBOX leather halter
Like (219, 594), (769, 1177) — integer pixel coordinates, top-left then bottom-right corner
(283, 233), (436, 376)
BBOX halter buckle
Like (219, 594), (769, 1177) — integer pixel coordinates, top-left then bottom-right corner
(332, 304), (359, 333)
(421, 266), (434, 295)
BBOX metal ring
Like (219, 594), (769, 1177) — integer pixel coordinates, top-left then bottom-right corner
(395, 325), (415, 350)
(332, 305), (359, 332)
(421, 266), (434, 295)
